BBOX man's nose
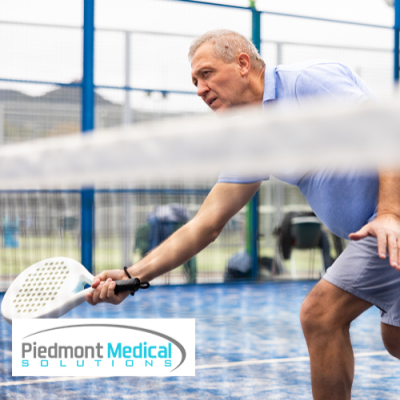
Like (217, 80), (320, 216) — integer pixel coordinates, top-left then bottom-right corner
(197, 80), (209, 98)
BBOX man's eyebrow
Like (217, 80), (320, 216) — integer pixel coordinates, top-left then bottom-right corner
(191, 66), (214, 85)
(193, 66), (214, 76)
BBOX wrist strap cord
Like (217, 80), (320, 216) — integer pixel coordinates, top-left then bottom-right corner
(123, 267), (150, 296)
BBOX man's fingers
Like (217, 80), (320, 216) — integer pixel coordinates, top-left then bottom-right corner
(85, 292), (95, 306)
(97, 278), (122, 304)
(87, 270), (128, 305)
(92, 271), (109, 287)
(91, 277), (101, 289)
(92, 281), (105, 304)
(99, 279), (111, 301)
(349, 225), (370, 241)
(107, 281), (122, 305)
(387, 234), (399, 268)
(377, 231), (387, 260)
(397, 242), (400, 270)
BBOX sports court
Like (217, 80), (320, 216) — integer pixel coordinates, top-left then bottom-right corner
(2, 281), (400, 399)
(1, 0), (400, 399)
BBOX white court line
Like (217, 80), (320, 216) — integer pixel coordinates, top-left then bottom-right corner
(0, 376), (104, 386)
(0, 351), (388, 387)
(195, 351), (388, 370)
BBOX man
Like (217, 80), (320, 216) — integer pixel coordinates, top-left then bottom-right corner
(87, 30), (400, 400)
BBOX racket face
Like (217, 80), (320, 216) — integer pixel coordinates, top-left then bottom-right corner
(1, 257), (94, 325)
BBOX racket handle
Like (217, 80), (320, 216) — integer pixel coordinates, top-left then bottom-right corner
(114, 278), (150, 295)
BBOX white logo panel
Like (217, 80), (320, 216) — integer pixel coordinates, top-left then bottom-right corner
(12, 319), (195, 376)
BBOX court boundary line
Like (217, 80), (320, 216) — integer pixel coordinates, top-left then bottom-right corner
(196, 351), (388, 370)
(0, 351), (388, 386)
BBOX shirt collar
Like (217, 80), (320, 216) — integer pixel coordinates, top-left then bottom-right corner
(263, 65), (277, 103)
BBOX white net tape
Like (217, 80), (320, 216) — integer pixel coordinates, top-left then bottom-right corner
(0, 100), (399, 188)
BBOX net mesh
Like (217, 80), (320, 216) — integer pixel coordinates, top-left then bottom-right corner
(0, 182), (325, 291)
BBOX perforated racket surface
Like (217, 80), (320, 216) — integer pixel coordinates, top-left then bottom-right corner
(1, 257), (135, 325)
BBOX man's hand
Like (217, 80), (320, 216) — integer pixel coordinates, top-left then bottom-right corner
(85, 269), (131, 306)
(349, 213), (400, 270)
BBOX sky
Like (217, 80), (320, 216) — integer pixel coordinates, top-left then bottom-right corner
(0, 0), (396, 113)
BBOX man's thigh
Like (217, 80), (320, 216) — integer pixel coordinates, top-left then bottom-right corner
(323, 236), (400, 327)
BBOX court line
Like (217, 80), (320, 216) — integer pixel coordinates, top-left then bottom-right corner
(196, 351), (388, 370)
(0, 351), (388, 386)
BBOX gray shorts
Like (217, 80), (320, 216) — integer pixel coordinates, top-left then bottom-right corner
(323, 236), (400, 327)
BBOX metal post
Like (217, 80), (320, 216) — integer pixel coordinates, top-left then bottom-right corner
(0, 103), (4, 145)
(394, 0), (400, 83)
(82, 0), (95, 133)
(121, 32), (133, 267)
(124, 31), (132, 125)
(246, 3), (262, 280)
(81, 0), (95, 273)
(276, 42), (282, 65)
(251, 7), (261, 54)
(246, 192), (259, 280)
(274, 179), (284, 228)
(122, 193), (132, 267)
(81, 188), (94, 272)
(272, 178), (285, 274)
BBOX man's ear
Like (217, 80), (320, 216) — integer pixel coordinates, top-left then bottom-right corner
(237, 53), (251, 77)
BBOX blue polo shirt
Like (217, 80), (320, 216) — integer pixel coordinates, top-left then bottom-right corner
(218, 60), (380, 239)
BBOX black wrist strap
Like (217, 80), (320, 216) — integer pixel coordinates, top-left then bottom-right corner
(123, 267), (150, 296)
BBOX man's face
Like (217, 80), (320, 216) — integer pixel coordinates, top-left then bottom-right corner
(191, 42), (247, 113)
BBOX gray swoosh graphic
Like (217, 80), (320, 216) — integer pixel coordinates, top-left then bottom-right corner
(23, 324), (186, 372)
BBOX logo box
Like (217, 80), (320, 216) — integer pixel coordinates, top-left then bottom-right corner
(12, 319), (195, 376)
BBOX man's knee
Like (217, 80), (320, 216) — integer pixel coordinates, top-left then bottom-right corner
(382, 323), (400, 359)
(300, 284), (344, 338)
(300, 280), (371, 339)
(300, 296), (320, 338)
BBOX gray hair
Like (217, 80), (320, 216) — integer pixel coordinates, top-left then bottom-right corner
(188, 29), (265, 70)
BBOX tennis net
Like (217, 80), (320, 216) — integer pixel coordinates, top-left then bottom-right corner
(0, 99), (399, 290)
(1, 99), (400, 188)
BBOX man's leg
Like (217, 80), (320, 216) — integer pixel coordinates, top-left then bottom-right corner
(300, 279), (372, 400)
(381, 322), (400, 359)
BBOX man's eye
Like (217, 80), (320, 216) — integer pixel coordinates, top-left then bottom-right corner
(203, 71), (210, 77)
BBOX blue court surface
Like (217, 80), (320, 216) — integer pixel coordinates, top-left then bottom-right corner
(1, 281), (399, 399)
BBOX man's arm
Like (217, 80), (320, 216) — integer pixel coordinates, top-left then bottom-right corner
(349, 170), (400, 270)
(86, 181), (262, 305)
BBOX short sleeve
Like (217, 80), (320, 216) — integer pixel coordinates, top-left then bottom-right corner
(295, 63), (370, 106)
(217, 172), (270, 184)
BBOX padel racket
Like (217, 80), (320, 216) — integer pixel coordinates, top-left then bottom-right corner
(1, 257), (147, 325)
